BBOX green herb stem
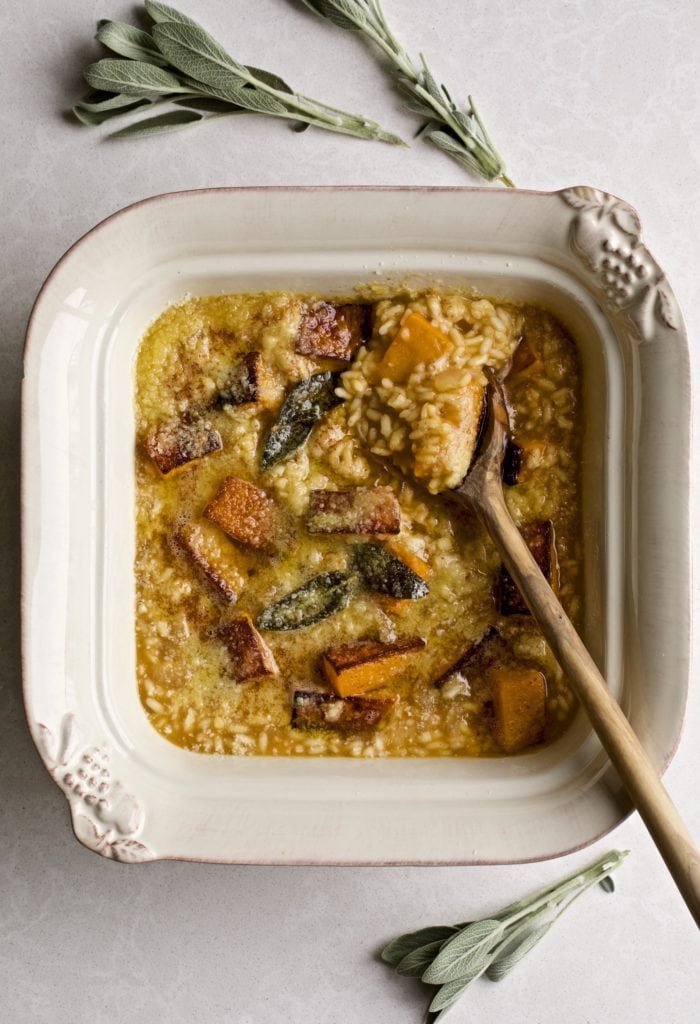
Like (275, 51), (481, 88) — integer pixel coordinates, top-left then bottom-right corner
(72, 2), (403, 146)
(382, 849), (628, 1022)
(299, 0), (513, 185)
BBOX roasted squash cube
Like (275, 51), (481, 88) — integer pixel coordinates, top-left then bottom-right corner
(295, 302), (370, 362)
(489, 666), (547, 753)
(374, 312), (451, 383)
(322, 637), (425, 697)
(216, 351), (269, 407)
(144, 419), (222, 476)
(176, 518), (246, 603)
(435, 626), (512, 696)
(307, 487), (400, 535)
(218, 614), (278, 682)
(291, 690), (396, 733)
(205, 476), (277, 551)
(495, 520), (559, 616)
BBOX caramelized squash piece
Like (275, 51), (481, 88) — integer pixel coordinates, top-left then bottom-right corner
(144, 419), (222, 476)
(435, 626), (512, 697)
(176, 518), (246, 603)
(495, 520), (559, 616)
(374, 312), (451, 383)
(489, 666), (547, 753)
(307, 487), (400, 535)
(205, 476), (277, 551)
(322, 637), (425, 697)
(295, 302), (370, 362)
(218, 614), (278, 682)
(291, 690), (396, 733)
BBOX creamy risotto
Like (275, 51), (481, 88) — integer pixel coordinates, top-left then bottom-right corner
(134, 287), (582, 757)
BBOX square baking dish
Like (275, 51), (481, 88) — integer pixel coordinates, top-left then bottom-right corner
(22, 186), (690, 864)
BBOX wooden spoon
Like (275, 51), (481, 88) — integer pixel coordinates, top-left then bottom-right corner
(453, 367), (700, 928)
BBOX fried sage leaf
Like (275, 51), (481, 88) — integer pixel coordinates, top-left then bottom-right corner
(261, 372), (341, 469)
(256, 571), (352, 631)
(353, 543), (429, 599)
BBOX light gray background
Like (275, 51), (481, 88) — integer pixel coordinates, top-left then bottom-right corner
(2, 1), (699, 1021)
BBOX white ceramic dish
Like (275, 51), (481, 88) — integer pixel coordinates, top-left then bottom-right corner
(22, 186), (690, 865)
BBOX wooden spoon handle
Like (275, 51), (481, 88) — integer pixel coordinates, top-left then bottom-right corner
(476, 481), (700, 928)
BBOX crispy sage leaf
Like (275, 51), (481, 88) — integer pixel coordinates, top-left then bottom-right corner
(353, 544), (429, 599)
(256, 571), (352, 631)
(262, 372), (341, 469)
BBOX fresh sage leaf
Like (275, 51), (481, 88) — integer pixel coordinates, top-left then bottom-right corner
(381, 926), (458, 966)
(485, 922), (552, 982)
(108, 109), (206, 138)
(73, 4), (403, 145)
(428, 971), (482, 1013)
(152, 20), (249, 84)
(395, 940), (449, 978)
(96, 20), (167, 65)
(298, 0), (513, 183)
(299, 0), (362, 32)
(83, 58), (187, 96)
(144, 0), (201, 28)
(204, 82), (289, 116)
(72, 95), (152, 125)
(173, 97), (243, 113)
(353, 543), (429, 600)
(245, 66), (294, 94)
(381, 849), (628, 1021)
(422, 919), (505, 984)
(256, 571), (352, 631)
(262, 372), (341, 469)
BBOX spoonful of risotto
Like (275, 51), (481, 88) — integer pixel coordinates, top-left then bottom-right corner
(454, 364), (700, 928)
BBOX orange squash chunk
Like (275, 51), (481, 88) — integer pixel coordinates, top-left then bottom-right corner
(374, 312), (451, 383)
(322, 637), (425, 697)
(218, 614), (278, 682)
(205, 476), (277, 551)
(176, 518), (246, 603)
(489, 666), (547, 754)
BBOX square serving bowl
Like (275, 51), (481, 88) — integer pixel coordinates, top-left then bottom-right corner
(22, 186), (690, 865)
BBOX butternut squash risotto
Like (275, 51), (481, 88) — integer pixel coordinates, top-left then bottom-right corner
(134, 287), (583, 757)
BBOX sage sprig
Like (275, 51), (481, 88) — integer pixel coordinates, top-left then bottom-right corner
(298, 0), (514, 186)
(382, 849), (627, 1022)
(73, 2), (403, 144)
